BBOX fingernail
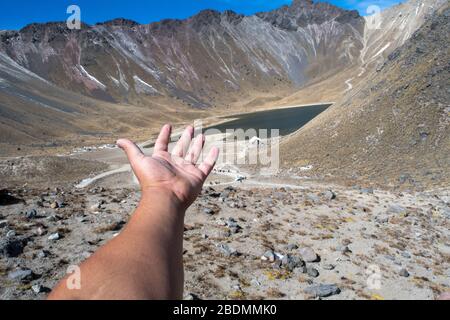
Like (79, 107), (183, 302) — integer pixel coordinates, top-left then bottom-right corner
(117, 139), (127, 147)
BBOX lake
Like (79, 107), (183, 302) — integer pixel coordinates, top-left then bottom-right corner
(204, 103), (331, 137)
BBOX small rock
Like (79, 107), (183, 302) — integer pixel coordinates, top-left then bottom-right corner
(261, 250), (276, 262)
(399, 174), (412, 184)
(229, 226), (241, 234)
(90, 202), (102, 212)
(48, 233), (60, 241)
(77, 217), (88, 223)
(384, 255), (397, 264)
(226, 218), (239, 228)
(336, 245), (352, 254)
(376, 63), (384, 72)
(399, 268), (410, 277)
(375, 215), (390, 224)
(35, 227), (46, 236)
(184, 293), (201, 300)
(388, 204), (406, 214)
(50, 201), (59, 209)
(74, 249), (89, 258)
(228, 200), (246, 209)
(8, 269), (33, 281)
(6, 230), (16, 237)
(37, 250), (50, 258)
(110, 197), (121, 203)
(322, 264), (335, 270)
(322, 190), (336, 200)
(299, 247), (319, 262)
(281, 254), (305, 271)
(232, 284), (242, 291)
(306, 193), (320, 203)
(204, 187), (220, 197)
(307, 267), (320, 278)
(46, 215), (61, 222)
(219, 189), (231, 198)
(226, 218), (242, 234)
(286, 244), (298, 251)
(0, 237), (26, 257)
(217, 243), (238, 257)
(32, 284), (43, 293)
(216, 218), (227, 226)
(203, 208), (215, 215)
(25, 209), (38, 219)
(251, 279), (261, 286)
(342, 239), (352, 246)
(0, 220), (8, 228)
(441, 207), (450, 218)
(360, 187), (374, 194)
(219, 191), (230, 200)
(401, 251), (411, 259)
(304, 284), (341, 298)
(218, 229), (231, 238)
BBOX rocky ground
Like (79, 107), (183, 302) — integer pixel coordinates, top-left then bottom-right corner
(1, 159), (449, 300)
(282, 4), (450, 189)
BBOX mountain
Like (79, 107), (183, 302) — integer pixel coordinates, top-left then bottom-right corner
(0, 0), (364, 106)
(0, 0), (446, 151)
(281, 2), (450, 189)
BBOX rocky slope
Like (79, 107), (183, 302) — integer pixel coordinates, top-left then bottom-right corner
(281, 3), (450, 189)
(360, 0), (446, 73)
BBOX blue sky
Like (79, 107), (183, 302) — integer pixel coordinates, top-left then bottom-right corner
(0, 0), (403, 31)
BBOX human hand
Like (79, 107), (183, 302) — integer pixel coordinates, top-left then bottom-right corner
(117, 124), (219, 210)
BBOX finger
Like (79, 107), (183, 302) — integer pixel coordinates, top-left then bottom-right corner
(172, 126), (194, 158)
(117, 138), (144, 166)
(153, 124), (172, 154)
(198, 147), (219, 178)
(185, 134), (205, 164)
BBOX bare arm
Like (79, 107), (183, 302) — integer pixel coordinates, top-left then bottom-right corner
(48, 124), (219, 300)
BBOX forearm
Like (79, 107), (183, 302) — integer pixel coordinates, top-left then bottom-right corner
(49, 124), (218, 300)
(48, 190), (186, 300)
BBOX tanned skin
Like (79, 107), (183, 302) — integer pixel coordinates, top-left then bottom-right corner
(48, 124), (219, 300)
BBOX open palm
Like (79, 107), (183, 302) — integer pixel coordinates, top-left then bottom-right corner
(117, 124), (219, 209)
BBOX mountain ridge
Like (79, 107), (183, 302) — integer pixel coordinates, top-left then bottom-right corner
(0, 0), (446, 153)
(0, 0), (366, 106)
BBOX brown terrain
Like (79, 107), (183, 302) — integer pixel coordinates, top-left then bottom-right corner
(282, 3), (450, 189)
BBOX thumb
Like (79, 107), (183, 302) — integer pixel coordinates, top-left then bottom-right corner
(117, 139), (144, 166)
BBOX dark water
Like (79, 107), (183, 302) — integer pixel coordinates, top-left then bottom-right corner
(204, 104), (331, 137)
